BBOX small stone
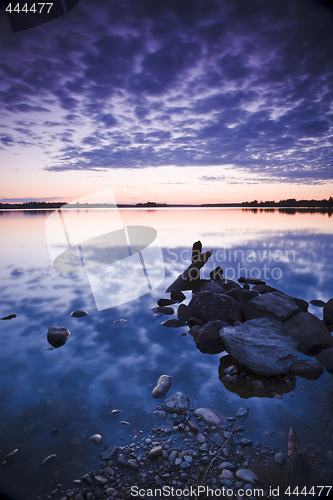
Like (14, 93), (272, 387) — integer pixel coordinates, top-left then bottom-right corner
(154, 410), (167, 420)
(193, 408), (223, 426)
(152, 375), (173, 399)
(218, 461), (236, 470)
(152, 306), (174, 315)
(41, 454), (57, 465)
(157, 298), (178, 306)
(111, 409), (121, 414)
(219, 469), (234, 480)
(236, 407), (249, 420)
(235, 469), (258, 484)
(188, 421), (199, 433)
(128, 459), (139, 470)
(148, 446), (163, 459)
(0, 314), (17, 320)
(162, 392), (191, 414)
(114, 318), (127, 323)
(51, 428), (61, 435)
(117, 454), (127, 468)
(161, 319), (187, 328)
(120, 421), (129, 425)
(174, 457), (182, 466)
(310, 300), (326, 307)
(47, 327), (70, 348)
(89, 434), (102, 445)
(70, 310), (88, 317)
(241, 438), (252, 447)
(171, 291), (186, 303)
(168, 450), (178, 463)
(196, 433), (206, 444)
(274, 452), (285, 466)
(2, 449), (18, 465)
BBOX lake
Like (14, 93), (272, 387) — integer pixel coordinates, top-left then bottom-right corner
(1, 208), (333, 499)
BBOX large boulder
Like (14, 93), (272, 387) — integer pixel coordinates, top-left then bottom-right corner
(192, 320), (228, 354)
(162, 392), (191, 414)
(189, 291), (242, 325)
(220, 318), (298, 376)
(316, 346), (333, 374)
(284, 312), (333, 356)
(242, 293), (299, 322)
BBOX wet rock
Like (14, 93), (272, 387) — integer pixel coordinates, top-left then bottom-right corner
(128, 459), (139, 470)
(310, 299), (326, 308)
(323, 299), (333, 326)
(89, 434), (102, 445)
(117, 454), (127, 467)
(148, 446), (163, 459)
(154, 411), (167, 420)
(216, 279), (242, 291)
(235, 469), (258, 483)
(218, 461), (236, 470)
(192, 320), (228, 354)
(284, 312), (333, 356)
(171, 291), (186, 303)
(0, 314), (17, 320)
(99, 446), (118, 460)
(187, 317), (205, 328)
(70, 311), (88, 317)
(188, 421), (199, 433)
(242, 293), (299, 322)
(198, 282), (225, 294)
(236, 408), (249, 420)
(151, 306), (174, 315)
(238, 278), (265, 285)
(47, 326), (70, 348)
(152, 375), (173, 399)
(41, 454), (57, 465)
(250, 379), (265, 392)
(224, 287), (244, 307)
(114, 318), (127, 324)
(161, 319), (187, 328)
(111, 409), (121, 414)
(177, 304), (193, 321)
(2, 449), (18, 465)
(291, 297), (309, 312)
(289, 359), (324, 379)
(274, 451), (285, 466)
(241, 438), (252, 446)
(51, 428), (61, 434)
(252, 285), (276, 294)
(189, 291), (242, 325)
(162, 392), (191, 414)
(120, 421), (129, 425)
(157, 298), (177, 306)
(219, 469), (234, 480)
(316, 347), (333, 374)
(220, 318), (298, 376)
(194, 408), (223, 426)
(196, 433), (207, 444)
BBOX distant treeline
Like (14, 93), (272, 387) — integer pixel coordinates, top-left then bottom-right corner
(0, 201), (67, 209)
(241, 197), (333, 207)
(0, 200), (169, 209)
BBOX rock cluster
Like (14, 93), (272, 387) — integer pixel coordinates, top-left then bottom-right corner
(155, 241), (333, 381)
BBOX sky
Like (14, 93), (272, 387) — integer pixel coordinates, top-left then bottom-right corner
(0, 0), (333, 204)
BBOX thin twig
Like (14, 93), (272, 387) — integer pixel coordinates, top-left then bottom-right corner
(202, 427), (235, 484)
(276, 404), (323, 439)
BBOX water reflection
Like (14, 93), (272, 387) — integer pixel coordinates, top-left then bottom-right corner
(1, 209), (333, 499)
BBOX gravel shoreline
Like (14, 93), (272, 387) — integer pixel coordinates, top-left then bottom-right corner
(42, 405), (330, 500)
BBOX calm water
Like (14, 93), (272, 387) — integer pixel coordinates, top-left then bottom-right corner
(1, 208), (333, 499)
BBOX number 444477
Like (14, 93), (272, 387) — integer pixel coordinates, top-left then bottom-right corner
(285, 486), (332, 496)
(6, 3), (53, 14)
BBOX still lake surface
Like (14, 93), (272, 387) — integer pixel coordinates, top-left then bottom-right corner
(1, 208), (333, 499)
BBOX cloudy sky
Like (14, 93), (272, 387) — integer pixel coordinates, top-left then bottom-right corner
(0, 0), (333, 204)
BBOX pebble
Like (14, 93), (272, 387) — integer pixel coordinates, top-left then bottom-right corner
(70, 311), (89, 317)
(47, 326), (70, 348)
(154, 410), (167, 420)
(194, 408), (223, 426)
(218, 461), (236, 470)
(161, 318), (187, 328)
(196, 433), (206, 444)
(148, 446), (163, 459)
(51, 428), (61, 434)
(219, 469), (234, 480)
(236, 407), (249, 420)
(235, 469), (258, 484)
(2, 449), (18, 465)
(120, 421), (129, 425)
(41, 454), (57, 465)
(152, 375), (173, 399)
(274, 451), (285, 466)
(0, 314), (17, 320)
(111, 409), (121, 414)
(157, 298), (178, 306)
(113, 318), (127, 323)
(89, 434), (102, 445)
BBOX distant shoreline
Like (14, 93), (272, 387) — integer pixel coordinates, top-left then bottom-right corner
(0, 197), (332, 210)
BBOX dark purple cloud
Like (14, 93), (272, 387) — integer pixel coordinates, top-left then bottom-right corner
(0, 0), (332, 180)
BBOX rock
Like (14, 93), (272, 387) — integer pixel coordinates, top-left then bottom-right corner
(310, 299), (326, 307)
(171, 291), (186, 303)
(241, 290), (260, 302)
(220, 318), (298, 375)
(187, 317), (205, 328)
(99, 446), (118, 460)
(316, 347), (333, 374)
(111, 409), (121, 414)
(224, 287), (244, 306)
(117, 454), (127, 467)
(241, 438), (252, 446)
(218, 461), (236, 470)
(242, 293), (299, 322)
(252, 285), (276, 294)
(0, 314), (17, 320)
(238, 278), (265, 285)
(151, 306), (174, 315)
(192, 320), (228, 354)
(198, 282), (225, 294)
(162, 392), (191, 414)
(2, 449), (18, 465)
(194, 408), (223, 426)
(289, 359), (324, 379)
(187, 421), (199, 433)
(196, 433), (207, 444)
(161, 319), (187, 328)
(51, 428), (60, 434)
(189, 291), (242, 325)
(243, 283), (250, 290)
(114, 318), (127, 324)
(41, 454), (57, 465)
(157, 298), (177, 306)
(324, 299), (333, 326)
(89, 434), (102, 445)
(235, 469), (258, 483)
(291, 297), (309, 312)
(216, 279), (242, 291)
(210, 267), (224, 281)
(70, 310), (88, 317)
(47, 327), (70, 348)
(174, 457), (182, 466)
(177, 304), (193, 321)
(148, 446), (163, 459)
(120, 421), (129, 425)
(154, 411), (167, 420)
(284, 312), (333, 356)
(152, 375), (173, 399)
(250, 379), (265, 392)
(219, 469), (234, 480)
(236, 407), (249, 419)
(274, 451), (285, 466)
(128, 459), (139, 470)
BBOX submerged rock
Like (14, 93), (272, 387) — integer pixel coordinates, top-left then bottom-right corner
(161, 319), (187, 328)
(284, 312), (333, 356)
(41, 454), (57, 465)
(189, 291), (242, 325)
(220, 318), (298, 376)
(162, 392), (191, 414)
(193, 408), (223, 426)
(70, 310), (89, 317)
(2, 449), (18, 465)
(152, 375), (173, 399)
(47, 327), (70, 348)
(242, 293), (299, 322)
(153, 410), (167, 420)
(192, 320), (228, 354)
